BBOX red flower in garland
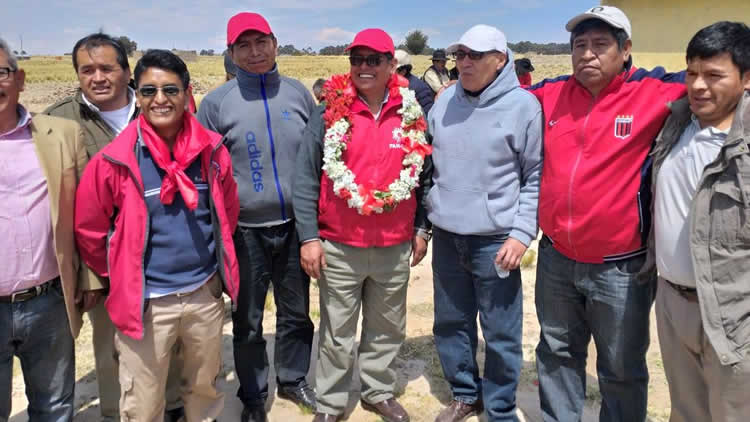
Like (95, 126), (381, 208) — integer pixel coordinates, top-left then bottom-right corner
(322, 74), (356, 127)
(405, 116), (427, 133)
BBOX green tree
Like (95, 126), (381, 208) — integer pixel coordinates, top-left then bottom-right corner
(116, 36), (138, 56)
(405, 30), (429, 55)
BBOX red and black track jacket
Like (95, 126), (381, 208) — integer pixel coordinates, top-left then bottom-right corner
(528, 63), (685, 263)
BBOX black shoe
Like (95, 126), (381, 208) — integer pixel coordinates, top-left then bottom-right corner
(278, 384), (316, 412)
(241, 405), (268, 422)
(164, 407), (185, 422)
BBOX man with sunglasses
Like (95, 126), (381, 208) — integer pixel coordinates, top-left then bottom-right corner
(527, 6), (686, 422)
(75, 49), (240, 422)
(44, 32), (187, 422)
(197, 12), (317, 422)
(425, 24), (542, 422)
(294, 28), (432, 422)
(0, 37), (98, 422)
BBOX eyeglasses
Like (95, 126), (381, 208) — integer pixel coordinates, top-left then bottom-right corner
(452, 50), (490, 61)
(349, 54), (386, 67)
(137, 85), (182, 97)
(0, 67), (15, 81)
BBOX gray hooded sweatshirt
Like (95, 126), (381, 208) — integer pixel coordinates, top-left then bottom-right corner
(197, 65), (315, 226)
(426, 51), (543, 246)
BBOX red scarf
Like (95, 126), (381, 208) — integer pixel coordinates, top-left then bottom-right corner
(137, 113), (212, 210)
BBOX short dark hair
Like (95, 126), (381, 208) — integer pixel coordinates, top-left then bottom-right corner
(686, 21), (750, 75)
(72, 33), (130, 72)
(312, 78), (326, 95)
(570, 18), (629, 51)
(134, 49), (190, 89)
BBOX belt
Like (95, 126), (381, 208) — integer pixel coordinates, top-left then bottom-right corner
(0, 277), (59, 303)
(664, 278), (698, 302)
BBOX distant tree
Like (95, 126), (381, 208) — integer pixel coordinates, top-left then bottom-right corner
(405, 30), (429, 55)
(12, 50), (18, 55)
(508, 41), (568, 55)
(318, 44), (348, 55)
(278, 44), (302, 55)
(21, 50), (26, 55)
(199, 49), (215, 56)
(116, 36), (138, 56)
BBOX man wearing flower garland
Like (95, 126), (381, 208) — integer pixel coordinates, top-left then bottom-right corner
(426, 24), (543, 422)
(294, 28), (432, 422)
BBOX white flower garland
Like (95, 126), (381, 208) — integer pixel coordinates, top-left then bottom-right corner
(322, 86), (430, 215)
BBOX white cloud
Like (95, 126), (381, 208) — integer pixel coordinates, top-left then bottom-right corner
(315, 27), (356, 43)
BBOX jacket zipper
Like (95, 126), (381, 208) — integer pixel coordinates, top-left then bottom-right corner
(102, 154), (150, 323)
(259, 74), (288, 221)
(207, 145), (236, 310)
(566, 95), (596, 256)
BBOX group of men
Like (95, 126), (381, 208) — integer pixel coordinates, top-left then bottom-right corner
(1, 4), (749, 422)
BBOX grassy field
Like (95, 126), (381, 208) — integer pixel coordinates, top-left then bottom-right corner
(19, 51), (686, 86)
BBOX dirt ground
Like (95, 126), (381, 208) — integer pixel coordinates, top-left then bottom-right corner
(8, 241), (671, 422)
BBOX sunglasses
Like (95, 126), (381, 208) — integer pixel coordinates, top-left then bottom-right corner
(138, 85), (182, 97)
(452, 50), (490, 61)
(349, 54), (386, 67)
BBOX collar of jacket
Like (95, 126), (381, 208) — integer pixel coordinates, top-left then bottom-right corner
(722, 90), (750, 158)
(236, 64), (280, 90)
(73, 88), (140, 121)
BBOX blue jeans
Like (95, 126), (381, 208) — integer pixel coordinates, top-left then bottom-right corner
(0, 280), (75, 422)
(432, 228), (523, 422)
(535, 236), (655, 422)
(232, 221), (314, 407)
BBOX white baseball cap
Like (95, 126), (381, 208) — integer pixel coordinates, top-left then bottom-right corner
(395, 49), (411, 67)
(566, 6), (632, 39)
(446, 24), (507, 54)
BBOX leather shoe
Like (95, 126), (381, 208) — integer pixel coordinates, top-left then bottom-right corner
(278, 384), (316, 412)
(434, 400), (483, 422)
(241, 405), (268, 422)
(312, 413), (341, 422)
(361, 398), (410, 422)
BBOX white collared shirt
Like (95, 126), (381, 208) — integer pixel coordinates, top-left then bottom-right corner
(655, 115), (728, 287)
(82, 87), (137, 135)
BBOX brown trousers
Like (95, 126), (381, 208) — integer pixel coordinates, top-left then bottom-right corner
(656, 277), (750, 422)
(115, 276), (225, 422)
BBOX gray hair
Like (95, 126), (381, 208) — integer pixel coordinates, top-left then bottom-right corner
(0, 38), (19, 71)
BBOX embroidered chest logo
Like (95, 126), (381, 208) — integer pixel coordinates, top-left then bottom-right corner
(614, 115), (634, 140)
(281, 109), (292, 121)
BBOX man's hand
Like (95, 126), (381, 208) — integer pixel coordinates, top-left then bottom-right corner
(76, 289), (105, 312)
(301, 240), (326, 279)
(495, 238), (528, 271)
(411, 235), (428, 267)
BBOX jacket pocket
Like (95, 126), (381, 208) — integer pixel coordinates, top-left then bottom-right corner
(711, 183), (750, 245)
(428, 183), (496, 233)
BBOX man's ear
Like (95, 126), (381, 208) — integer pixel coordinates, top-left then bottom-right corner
(742, 70), (750, 91)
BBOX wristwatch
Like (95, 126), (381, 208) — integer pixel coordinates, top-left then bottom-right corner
(415, 228), (432, 242)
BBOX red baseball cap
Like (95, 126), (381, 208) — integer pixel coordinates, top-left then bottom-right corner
(346, 28), (394, 55)
(227, 12), (272, 46)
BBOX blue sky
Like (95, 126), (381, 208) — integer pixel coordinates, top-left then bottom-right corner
(2, 0), (595, 55)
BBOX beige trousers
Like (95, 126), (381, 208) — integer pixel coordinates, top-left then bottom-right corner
(315, 240), (411, 415)
(115, 276), (225, 422)
(656, 277), (750, 422)
(89, 302), (184, 419)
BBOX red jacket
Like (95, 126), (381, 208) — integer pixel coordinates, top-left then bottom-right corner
(318, 95), (417, 247)
(528, 64), (685, 263)
(75, 116), (240, 339)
